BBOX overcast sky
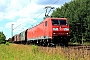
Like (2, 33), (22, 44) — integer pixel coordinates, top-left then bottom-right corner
(0, 0), (71, 39)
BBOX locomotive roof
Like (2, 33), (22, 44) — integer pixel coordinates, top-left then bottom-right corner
(27, 17), (68, 30)
(47, 17), (67, 20)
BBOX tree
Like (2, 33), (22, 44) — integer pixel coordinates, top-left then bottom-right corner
(51, 0), (90, 43)
(0, 32), (6, 44)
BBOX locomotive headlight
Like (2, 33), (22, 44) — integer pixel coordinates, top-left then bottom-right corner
(53, 28), (58, 31)
(66, 33), (68, 34)
(64, 28), (69, 31)
(53, 33), (56, 34)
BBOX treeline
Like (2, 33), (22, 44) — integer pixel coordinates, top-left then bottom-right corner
(51, 0), (90, 43)
(0, 32), (6, 44)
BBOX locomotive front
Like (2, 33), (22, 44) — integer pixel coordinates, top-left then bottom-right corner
(51, 18), (70, 46)
(52, 18), (70, 36)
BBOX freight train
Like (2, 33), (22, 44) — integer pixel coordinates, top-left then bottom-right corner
(12, 17), (70, 46)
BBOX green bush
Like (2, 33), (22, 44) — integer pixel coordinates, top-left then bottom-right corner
(31, 45), (38, 54)
(0, 32), (6, 44)
(5, 42), (10, 45)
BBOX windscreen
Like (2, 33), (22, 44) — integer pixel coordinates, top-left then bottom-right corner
(52, 19), (66, 25)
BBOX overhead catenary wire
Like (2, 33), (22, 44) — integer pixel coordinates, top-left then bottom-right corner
(45, 0), (59, 17)
(26, 0), (59, 20)
(13, 24), (21, 30)
(52, 0), (59, 5)
(36, 0), (59, 18)
(24, 0), (45, 27)
(33, 0), (53, 19)
(26, 0), (60, 27)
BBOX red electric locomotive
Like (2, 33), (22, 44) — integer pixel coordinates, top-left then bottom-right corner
(27, 17), (70, 46)
(12, 17), (70, 46)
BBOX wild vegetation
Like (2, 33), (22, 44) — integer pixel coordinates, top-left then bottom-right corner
(0, 43), (90, 60)
(51, 0), (90, 44)
(39, 46), (90, 60)
(0, 44), (66, 60)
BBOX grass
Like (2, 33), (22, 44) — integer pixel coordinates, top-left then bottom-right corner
(83, 42), (90, 45)
(0, 44), (66, 60)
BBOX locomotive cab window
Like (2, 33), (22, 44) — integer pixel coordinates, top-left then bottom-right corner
(52, 19), (66, 25)
(59, 20), (66, 25)
(52, 20), (59, 25)
(45, 21), (48, 26)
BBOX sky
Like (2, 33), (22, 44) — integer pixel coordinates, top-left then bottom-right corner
(0, 0), (71, 40)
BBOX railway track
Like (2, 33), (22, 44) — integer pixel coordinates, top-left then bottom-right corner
(68, 45), (90, 50)
(56, 44), (90, 50)
(39, 44), (90, 54)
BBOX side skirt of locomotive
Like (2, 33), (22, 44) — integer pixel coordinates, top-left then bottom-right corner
(26, 36), (69, 47)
